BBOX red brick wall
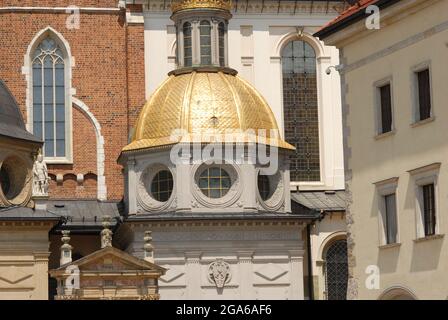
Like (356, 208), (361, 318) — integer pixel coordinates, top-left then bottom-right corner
(48, 106), (98, 199)
(0, 3), (146, 201)
(126, 22), (146, 131)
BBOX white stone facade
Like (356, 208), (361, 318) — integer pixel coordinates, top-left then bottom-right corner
(126, 222), (305, 300)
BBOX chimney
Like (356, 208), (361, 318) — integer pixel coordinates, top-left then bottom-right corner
(143, 231), (154, 263)
(101, 215), (113, 248)
(60, 230), (73, 266)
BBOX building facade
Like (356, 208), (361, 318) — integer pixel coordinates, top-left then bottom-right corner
(316, 0), (448, 299)
(0, 0), (349, 300)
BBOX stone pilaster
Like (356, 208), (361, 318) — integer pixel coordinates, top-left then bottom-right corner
(237, 251), (254, 299)
(185, 251), (202, 299)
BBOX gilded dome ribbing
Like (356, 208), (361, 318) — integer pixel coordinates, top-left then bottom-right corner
(122, 70), (294, 152)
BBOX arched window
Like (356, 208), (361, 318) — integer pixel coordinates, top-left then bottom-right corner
(324, 239), (348, 300)
(32, 36), (67, 158)
(218, 22), (226, 67)
(183, 22), (192, 67)
(199, 20), (212, 65)
(281, 40), (320, 182)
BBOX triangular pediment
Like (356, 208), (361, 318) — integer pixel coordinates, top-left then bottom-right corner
(56, 247), (166, 274)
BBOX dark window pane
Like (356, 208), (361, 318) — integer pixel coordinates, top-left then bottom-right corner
(33, 65), (42, 84)
(282, 40), (320, 182)
(422, 184), (436, 236)
(417, 69), (431, 121)
(56, 139), (65, 157)
(379, 84), (392, 133)
(55, 65), (64, 84)
(218, 22), (226, 67)
(200, 20), (212, 65)
(384, 194), (397, 244)
(325, 240), (348, 300)
(150, 170), (174, 202)
(258, 174), (270, 200)
(183, 22), (192, 67)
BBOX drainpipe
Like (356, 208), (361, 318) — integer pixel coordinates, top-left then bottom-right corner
(306, 223), (314, 300)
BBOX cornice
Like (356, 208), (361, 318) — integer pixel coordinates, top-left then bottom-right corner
(127, 0), (345, 15)
(0, 7), (121, 14)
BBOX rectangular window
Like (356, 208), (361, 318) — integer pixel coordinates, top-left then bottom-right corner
(422, 183), (436, 236)
(379, 84), (392, 133)
(384, 194), (398, 244)
(416, 69), (431, 121)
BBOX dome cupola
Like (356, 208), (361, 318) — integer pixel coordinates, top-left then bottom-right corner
(171, 0), (232, 69)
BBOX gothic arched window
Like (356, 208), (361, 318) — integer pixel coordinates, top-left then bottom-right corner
(325, 239), (348, 300)
(281, 40), (320, 182)
(199, 20), (212, 65)
(32, 36), (67, 158)
(183, 22), (193, 67)
(218, 22), (226, 67)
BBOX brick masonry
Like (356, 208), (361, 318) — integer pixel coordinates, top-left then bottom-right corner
(0, 1), (146, 201)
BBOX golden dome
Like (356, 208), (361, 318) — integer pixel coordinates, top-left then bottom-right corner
(122, 70), (294, 153)
(171, 0), (232, 14)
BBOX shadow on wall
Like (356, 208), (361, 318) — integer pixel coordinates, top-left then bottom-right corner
(410, 238), (444, 272)
(376, 246), (401, 274)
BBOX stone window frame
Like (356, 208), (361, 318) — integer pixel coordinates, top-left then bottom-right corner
(410, 60), (435, 127)
(374, 177), (400, 247)
(280, 37), (321, 183)
(24, 27), (74, 164)
(407, 163), (441, 240)
(373, 76), (396, 139)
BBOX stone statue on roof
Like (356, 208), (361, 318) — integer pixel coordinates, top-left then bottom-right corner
(32, 154), (50, 197)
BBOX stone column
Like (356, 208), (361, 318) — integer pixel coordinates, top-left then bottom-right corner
(289, 249), (305, 300)
(237, 251), (254, 299)
(185, 251), (202, 299)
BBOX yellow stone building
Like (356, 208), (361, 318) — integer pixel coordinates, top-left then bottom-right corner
(316, 0), (448, 299)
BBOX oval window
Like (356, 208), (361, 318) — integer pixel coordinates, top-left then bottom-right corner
(150, 170), (174, 202)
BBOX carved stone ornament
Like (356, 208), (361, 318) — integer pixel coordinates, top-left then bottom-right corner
(32, 154), (50, 197)
(137, 163), (175, 212)
(208, 259), (231, 288)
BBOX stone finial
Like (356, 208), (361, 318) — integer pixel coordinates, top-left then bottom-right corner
(101, 215), (113, 248)
(143, 231), (154, 263)
(60, 230), (73, 266)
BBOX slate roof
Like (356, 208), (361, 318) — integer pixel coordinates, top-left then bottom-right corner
(125, 210), (319, 222)
(46, 200), (123, 231)
(291, 190), (346, 212)
(0, 206), (61, 221)
(0, 80), (42, 144)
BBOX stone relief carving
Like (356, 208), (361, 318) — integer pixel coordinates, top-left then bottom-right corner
(254, 263), (288, 282)
(257, 170), (285, 211)
(137, 163), (176, 212)
(208, 259), (231, 288)
(32, 154), (50, 197)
